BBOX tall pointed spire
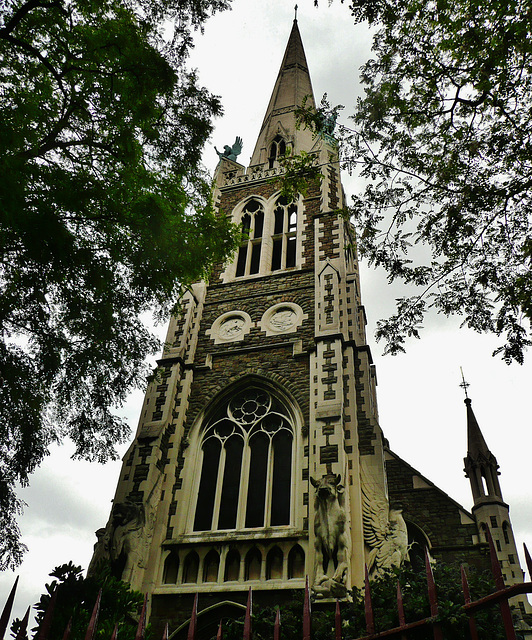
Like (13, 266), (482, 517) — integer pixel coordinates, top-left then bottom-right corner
(250, 18), (317, 166)
(463, 397), (503, 504)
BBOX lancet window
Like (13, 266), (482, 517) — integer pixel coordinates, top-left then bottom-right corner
(235, 200), (265, 277)
(268, 135), (286, 168)
(271, 196), (297, 271)
(193, 388), (294, 532)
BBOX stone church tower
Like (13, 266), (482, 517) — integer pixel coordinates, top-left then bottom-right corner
(90, 17), (530, 636)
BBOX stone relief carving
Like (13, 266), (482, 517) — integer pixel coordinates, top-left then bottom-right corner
(259, 302), (306, 337)
(361, 464), (409, 575)
(206, 311), (253, 344)
(310, 474), (349, 598)
(88, 500), (156, 582)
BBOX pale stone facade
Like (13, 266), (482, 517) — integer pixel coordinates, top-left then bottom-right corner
(90, 17), (530, 637)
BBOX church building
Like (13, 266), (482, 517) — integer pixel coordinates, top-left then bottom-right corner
(89, 17), (529, 637)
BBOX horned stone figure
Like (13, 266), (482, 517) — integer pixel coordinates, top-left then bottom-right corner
(310, 474), (349, 598)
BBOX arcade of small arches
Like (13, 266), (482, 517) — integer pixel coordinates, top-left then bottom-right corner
(162, 543), (306, 587)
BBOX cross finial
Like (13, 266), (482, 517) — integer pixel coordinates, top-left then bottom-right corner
(459, 367), (470, 399)
(294, 4), (298, 20)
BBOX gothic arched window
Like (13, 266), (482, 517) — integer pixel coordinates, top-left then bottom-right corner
(271, 196), (297, 271)
(269, 135), (286, 168)
(193, 387), (294, 532)
(235, 200), (264, 277)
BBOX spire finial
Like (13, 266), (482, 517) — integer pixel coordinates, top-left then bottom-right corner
(294, 4), (298, 20)
(459, 367), (470, 400)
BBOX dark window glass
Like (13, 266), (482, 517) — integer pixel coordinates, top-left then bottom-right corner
(241, 213), (251, 233)
(163, 552), (179, 584)
(274, 208), (284, 235)
(279, 140), (286, 156)
(270, 430), (292, 525)
(194, 439), (221, 531)
(254, 210), (264, 238)
(218, 435), (244, 529)
(203, 550), (220, 582)
(503, 523), (510, 544)
(250, 243), (261, 274)
(288, 545), (305, 579)
(182, 551), (199, 583)
(490, 515), (498, 528)
(271, 239), (282, 271)
(245, 548), (262, 580)
(266, 547), (283, 580)
(224, 550), (240, 581)
(236, 246), (247, 277)
(245, 433), (269, 527)
(286, 237), (296, 268)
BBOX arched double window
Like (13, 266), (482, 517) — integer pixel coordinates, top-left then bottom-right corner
(269, 135), (286, 168)
(235, 200), (264, 277)
(193, 388), (294, 532)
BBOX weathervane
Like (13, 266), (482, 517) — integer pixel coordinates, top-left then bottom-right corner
(294, 4), (298, 19)
(459, 367), (470, 399)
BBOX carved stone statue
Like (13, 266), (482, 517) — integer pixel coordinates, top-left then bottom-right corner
(361, 464), (409, 575)
(215, 136), (243, 162)
(88, 500), (147, 580)
(310, 474), (349, 598)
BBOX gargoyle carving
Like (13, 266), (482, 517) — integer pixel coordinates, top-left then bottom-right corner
(310, 474), (349, 598)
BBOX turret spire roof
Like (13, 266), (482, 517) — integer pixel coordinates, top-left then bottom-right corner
(465, 397), (492, 461)
(249, 18), (317, 166)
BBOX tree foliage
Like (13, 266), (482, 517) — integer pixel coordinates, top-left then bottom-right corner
(10, 561), (147, 640)
(313, 0), (532, 363)
(0, 0), (238, 569)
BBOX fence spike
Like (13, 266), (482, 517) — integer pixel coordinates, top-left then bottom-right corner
(187, 594), (198, 640)
(216, 620), (222, 640)
(424, 548), (443, 640)
(364, 565), (375, 635)
(36, 588), (58, 640)
(243, 587), (252, 640)
(396, 581), (405, 627)
(110, 623), (119, 640)
(61, 616), (73, 640)
(524, 543), (532, 581)
(303, 576), (311, 640)
(134, 594), (148, 640)
(0, 576), (19, 640)
(335, 600), (341, 640)
(273, 609), (280, 640)
(14, 607), (30, 640)
(461, 566), (479, 640)
(84, 589), (102, 640)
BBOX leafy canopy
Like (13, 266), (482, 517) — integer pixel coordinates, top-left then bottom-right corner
(0, 0), (238, 569)
(313, 0), (532, 363)
(10, 562), (147, 640)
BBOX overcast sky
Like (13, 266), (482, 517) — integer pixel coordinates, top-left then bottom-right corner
(2, 0), (532, 626)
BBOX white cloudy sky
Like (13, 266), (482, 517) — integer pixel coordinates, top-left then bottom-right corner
(2, 0), (532, 625)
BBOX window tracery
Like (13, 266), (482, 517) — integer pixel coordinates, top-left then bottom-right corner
(269, 135), (286, 169)
(193, 388), (294, 532)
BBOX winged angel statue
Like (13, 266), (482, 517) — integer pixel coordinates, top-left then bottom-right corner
(215, 136), (243, 162)
(361, 463), (409, 575)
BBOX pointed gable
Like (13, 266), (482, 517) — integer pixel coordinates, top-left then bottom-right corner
(250, 19), (317, 166)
